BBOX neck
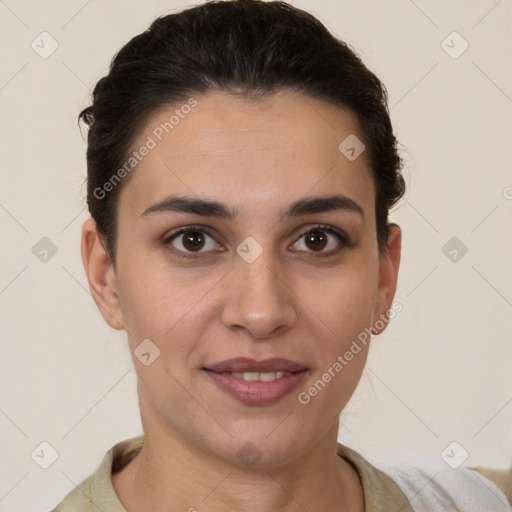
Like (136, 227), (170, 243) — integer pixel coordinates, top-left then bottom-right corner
(112, 399), (365, 512)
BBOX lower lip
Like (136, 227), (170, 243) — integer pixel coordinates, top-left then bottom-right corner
(203, 369), (308, 405)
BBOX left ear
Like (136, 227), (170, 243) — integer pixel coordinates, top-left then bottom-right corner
(372, 223), (402, 335)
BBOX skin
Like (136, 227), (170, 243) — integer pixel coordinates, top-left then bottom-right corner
(82, 90), (401, 512)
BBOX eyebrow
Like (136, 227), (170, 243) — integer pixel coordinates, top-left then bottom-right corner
(140, 194), (365, 221)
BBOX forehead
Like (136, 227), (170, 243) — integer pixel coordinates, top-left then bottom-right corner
(119, 91), (375, 222)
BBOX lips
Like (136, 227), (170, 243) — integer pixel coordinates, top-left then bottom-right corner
(203, 357), (308, 405)
(204, 357), (307, 373)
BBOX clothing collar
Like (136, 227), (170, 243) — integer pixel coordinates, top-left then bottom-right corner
(87, 435), (414, 511)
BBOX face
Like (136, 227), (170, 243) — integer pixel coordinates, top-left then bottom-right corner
(82, 91), (401, 467)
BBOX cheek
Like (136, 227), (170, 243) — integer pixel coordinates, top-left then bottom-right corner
(114, 247), (174, 339)
(296, 271), (375, 417)
(303, 264), (378, 345)
(115, 249), (220, 358)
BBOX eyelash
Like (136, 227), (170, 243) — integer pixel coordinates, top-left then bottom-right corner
(163, 223), (350, 260)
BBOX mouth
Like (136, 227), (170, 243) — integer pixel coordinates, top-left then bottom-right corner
(228, 370), (293, 382)
(202, 357), (308, 405)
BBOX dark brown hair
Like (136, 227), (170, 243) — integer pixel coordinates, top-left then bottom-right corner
(79, 0), (405, 262)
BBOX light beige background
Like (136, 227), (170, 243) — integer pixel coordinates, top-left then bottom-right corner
(1, 0), (511, 510)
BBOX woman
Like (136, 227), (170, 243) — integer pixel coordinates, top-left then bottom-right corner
(52, 1), (511, 510)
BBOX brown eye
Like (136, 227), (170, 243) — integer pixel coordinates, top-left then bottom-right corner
(182, 230), (206, 251)
(165, 227), (219, 256)
(291, 225), (347, 255)
(305, 230), (328, 251)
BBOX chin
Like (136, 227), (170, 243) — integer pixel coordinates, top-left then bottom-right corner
(204, 421), (311, 469)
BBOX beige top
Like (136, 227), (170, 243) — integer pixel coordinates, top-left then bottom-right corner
(51, 435), (512, 511)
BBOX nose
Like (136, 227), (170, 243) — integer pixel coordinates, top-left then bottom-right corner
(220, 246), (298, 339)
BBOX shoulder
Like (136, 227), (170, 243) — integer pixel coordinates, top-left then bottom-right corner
(385, 463), (512, 512)
(471, 466), (512, 505)
(338, 443), (512, 512)
(50, 471), (98, 512)
(50, 436), (144, 512)
(338, 444), (416, 512)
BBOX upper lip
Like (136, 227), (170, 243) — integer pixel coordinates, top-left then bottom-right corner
(204, 357), (307, 373)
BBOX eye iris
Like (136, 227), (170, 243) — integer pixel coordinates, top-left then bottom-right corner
(183, 231), (205, 251)
(305, 230), (327, 251)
